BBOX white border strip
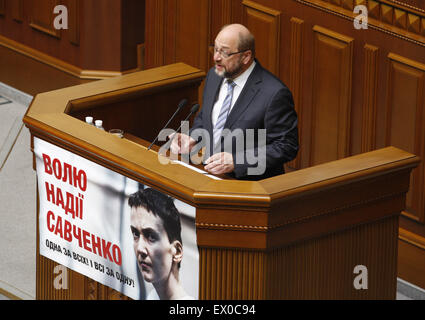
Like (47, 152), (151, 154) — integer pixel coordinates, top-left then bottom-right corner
(397, 278), (425, 300)
(0, 82), (33, 107)
(0, 280), (35, 300)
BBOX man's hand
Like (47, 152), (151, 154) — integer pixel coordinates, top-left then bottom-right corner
(204, 152), (234, 175)
(168, 133), (196, 154)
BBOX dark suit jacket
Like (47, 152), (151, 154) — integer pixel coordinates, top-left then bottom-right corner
(190, 61), (299, 180)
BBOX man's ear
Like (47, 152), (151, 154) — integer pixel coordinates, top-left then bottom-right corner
(171, 241), (183, 264)
(242, 50), (252, 64)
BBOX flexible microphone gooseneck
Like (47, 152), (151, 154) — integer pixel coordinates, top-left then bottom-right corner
(147, 98), (188, 150)
(173, 103), (200, 135)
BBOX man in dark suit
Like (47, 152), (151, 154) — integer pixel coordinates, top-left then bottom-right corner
(170, 24), (298, 180)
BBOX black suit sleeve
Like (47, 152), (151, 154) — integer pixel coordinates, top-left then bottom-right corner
(232, 86), (299, 179)
(191, 70), (212, 133)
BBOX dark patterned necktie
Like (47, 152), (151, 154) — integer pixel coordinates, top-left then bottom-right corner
(213, 80), (236, 146)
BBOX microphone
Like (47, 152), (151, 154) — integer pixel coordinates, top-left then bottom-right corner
(163, 104), (200, 155)
(148, 98), (188, 150)
(174, 103), (200, 134)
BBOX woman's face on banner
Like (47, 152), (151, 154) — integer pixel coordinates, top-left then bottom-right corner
(130, 206), (174, 284)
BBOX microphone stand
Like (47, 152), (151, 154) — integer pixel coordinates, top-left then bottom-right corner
(147, 98), (188, 150)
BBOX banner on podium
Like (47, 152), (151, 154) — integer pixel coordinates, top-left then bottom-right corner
(34, 137), (199, 300)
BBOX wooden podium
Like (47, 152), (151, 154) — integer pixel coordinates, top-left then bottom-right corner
(23, 63), (420, 300)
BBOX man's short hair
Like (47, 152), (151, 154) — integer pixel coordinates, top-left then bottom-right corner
(220, 24), (256, 57)
(238, 31), (255, 57)
(128, 188), (182, 245)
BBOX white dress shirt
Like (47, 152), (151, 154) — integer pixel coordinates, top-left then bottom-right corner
(211, 61), (256, 127)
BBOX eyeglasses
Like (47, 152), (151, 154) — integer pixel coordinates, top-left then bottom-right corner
(208, 45), (248, 59)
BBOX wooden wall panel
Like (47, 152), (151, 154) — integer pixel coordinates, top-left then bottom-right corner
(79, 0), (122, 71)
(210, 0), (233, 37)
(0, 0), (4, 16)
(10, 0), (24, 22)
(119, 0), (146, 71)
(0, 0), (145, 94)
(386, 53), (425, 224)
(29, 0), (60, 38)
(0, 42), (90, 95)
(398, 234), (425, 290)
(68, 0), (79, 45)
(144, 0), (166, 68)
(390, 0), (425, 11)
(242, 0), (281, 76)
(361, 44), (379, 153)
(199, 216), (399, 299)
(287, 17), (304, 170)
(145, 0), (209, 71)
(310, 26), (354, 166)
(175, 0), (210, 71)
